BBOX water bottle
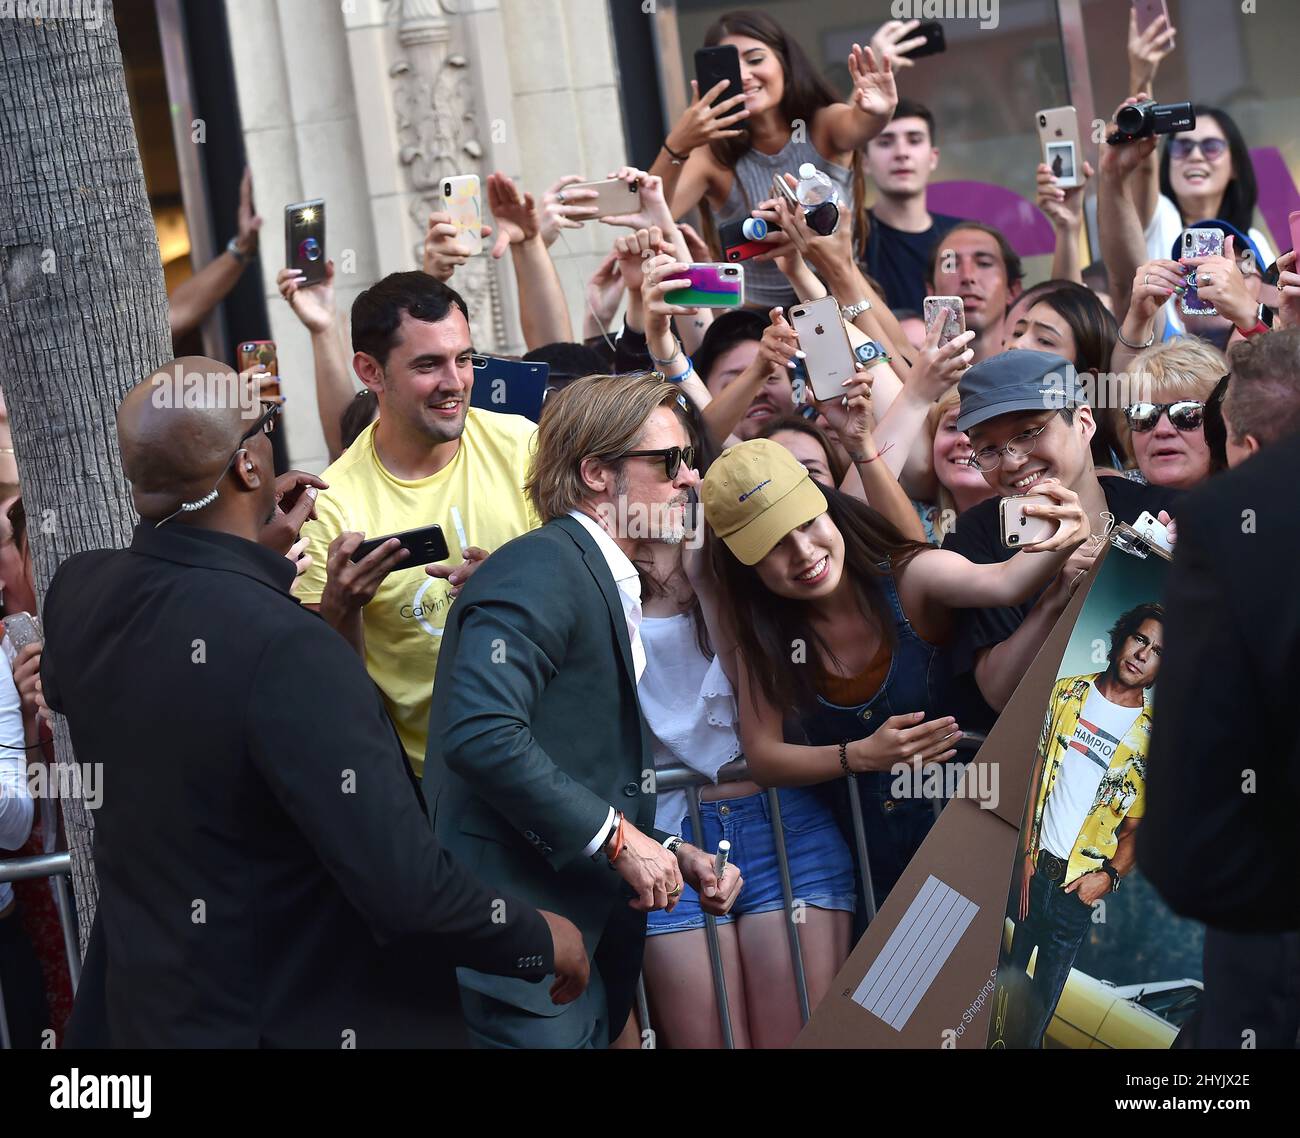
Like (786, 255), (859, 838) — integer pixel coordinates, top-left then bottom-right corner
(795, 162), (837, 208)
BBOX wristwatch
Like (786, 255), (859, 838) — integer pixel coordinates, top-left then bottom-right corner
(226, 236), (251, 266)
(663, 835), (684, 856)
(1100, 863), (1121, 893)
(854, 340), (890, 369)
(841, 298), (872, 321)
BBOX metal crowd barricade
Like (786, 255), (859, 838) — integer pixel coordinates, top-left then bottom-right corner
(0, 850), (79, 1049)
(643, 733), (987, 1049)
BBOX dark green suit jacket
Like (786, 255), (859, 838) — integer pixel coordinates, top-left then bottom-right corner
(423, 514), (667, 1015)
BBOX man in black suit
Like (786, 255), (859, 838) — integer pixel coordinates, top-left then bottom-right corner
(1140, 330), (1300, 1047)
(424, 373), (743, 1048)
(41, 357), (587, 1047)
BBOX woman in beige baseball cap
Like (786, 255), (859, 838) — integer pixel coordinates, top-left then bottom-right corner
(700, 437), (1090, 919)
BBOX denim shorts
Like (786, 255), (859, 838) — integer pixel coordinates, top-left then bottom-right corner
(646, 785), (857, 935)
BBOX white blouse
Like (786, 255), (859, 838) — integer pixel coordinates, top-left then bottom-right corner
(638, 613), (742, 835)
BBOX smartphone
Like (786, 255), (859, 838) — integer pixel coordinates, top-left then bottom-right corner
(441, 174), (483, 255)
(236, 340), (279, 399)
(694, 44), (743, 107)
(900, 20), (946, 58)
(566, 178), (642, 220)
(468, 355), (549, 423)
(663, 263), (744, 309)
(1180, 227), (1224, 315)
(719, 216), (782, 263)
(1, 611), (42, 659)
(285, 199), (326, 285)
(350, 524), (451, 568)
(923, 295), (966, 348)
(1037, 106), (1083, 190)
(999, 495), (1058, 549)
(1132, 0), (1173, 49)
(1288, 209), (1300, 260)
(790, 296), (857, 403)
(772, 171), (799, 206)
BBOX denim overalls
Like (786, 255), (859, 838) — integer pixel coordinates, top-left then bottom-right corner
(798, 566), (943, 919)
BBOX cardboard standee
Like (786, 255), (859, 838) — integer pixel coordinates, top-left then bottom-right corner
(795, 549), (1107, 1048)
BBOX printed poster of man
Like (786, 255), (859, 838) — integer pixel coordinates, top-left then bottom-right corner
(988, 545), (1204, 1049)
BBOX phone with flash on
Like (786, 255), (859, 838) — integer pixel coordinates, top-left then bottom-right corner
(285, 199), (326, 285)
(999, 494), (1059, 549)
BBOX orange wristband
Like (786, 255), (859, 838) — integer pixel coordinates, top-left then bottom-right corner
(606, 812), (627, 864)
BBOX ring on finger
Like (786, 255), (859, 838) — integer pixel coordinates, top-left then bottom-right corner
(667, 883), (683, 897)
(556, 191), (566, 204)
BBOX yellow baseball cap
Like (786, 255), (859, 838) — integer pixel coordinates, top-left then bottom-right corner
(702, 438), (827, 566)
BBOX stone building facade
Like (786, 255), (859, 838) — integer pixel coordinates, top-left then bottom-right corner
(225, 0), (629, 471)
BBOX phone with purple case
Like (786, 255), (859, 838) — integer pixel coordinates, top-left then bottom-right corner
(663, 263), (744, 308)
(1180, 228), (1223, 316)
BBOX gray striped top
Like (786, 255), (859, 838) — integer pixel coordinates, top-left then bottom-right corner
(718, 138), (855, 308)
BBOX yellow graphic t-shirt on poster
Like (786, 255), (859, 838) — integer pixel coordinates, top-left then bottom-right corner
(297, 409), (540, 777)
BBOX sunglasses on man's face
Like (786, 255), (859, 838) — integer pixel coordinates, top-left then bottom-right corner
(1124, 400), (1205, 433)
(616, 445), (696, 480)
(1169, 137), (1228, 162)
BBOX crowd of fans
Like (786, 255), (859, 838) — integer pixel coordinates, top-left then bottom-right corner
(3, 7), (1300, 1051)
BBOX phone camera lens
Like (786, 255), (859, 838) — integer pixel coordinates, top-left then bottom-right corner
(1038, 115), (1046, 127)
(444, 182), (451, 196)
(299, 237), (322, 263)
(1009, 534), (1019, 545)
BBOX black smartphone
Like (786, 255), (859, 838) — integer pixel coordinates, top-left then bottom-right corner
(285, 198), (326, 285)
(718, 217), (782, 263)
(694, 44), (743, 107)
(350, 523), (450, 568)
(901, 20), (946, 58)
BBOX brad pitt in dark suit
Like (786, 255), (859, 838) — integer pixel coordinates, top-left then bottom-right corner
(424, 374), (742, 1048)
(42, 359), (587, 1048)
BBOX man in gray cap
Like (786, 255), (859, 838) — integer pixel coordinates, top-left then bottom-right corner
(939, 350), (1180, 732)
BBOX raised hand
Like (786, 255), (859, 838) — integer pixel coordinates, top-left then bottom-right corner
(486, 171), (541, 259)
(540, 175), (599, 246)
(846, 42), (897, 119)
(869, 18), (929, 71)
(665, 79), (749, 157)
(277, 261), (337, 334)
(1036, 159), (1094, 231)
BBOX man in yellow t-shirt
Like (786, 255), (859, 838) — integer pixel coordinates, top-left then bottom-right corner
(296, 272), (540, 776)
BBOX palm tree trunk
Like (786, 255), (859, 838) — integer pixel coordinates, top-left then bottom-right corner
(0, 3), (171, 954)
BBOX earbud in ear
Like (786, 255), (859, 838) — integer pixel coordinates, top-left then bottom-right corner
(245, 463), (254, 472)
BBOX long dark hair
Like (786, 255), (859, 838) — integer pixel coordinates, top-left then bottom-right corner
(1159, 106), (1257, 236)
(757, 414), (850, 489)
(699, 11), (869, 260)
(709, 483), (928, 714)
(634, 396), (717, 661)
(1025, 284), (1122, 469)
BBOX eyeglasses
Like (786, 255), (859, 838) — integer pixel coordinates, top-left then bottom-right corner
(1123, 400), (1204, 433)
(613, 445), (696, 480)
(965, 420), (1052, 472)
(236, 400), (282, 446)
(1169, 137), (1228, 162)
(156, 402), (283, 527)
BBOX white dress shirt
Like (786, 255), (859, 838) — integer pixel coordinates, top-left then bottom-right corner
(568, 509), (646, 856)
(0, 649), (34, 911)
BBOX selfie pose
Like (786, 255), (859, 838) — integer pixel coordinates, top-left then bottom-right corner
(651, 9), (896, 308)
(702, 438), (1089, 929)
